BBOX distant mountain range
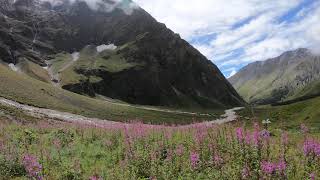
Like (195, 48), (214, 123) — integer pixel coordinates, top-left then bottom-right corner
(229, 48), (320, 105)
(0, 0), (244, 109)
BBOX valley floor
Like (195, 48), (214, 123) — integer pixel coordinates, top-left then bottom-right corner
(0, 97), (242, 127)
(0, 95), (320, 179)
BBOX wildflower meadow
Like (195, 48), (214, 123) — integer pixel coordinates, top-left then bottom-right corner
(0, 117), (319, 179)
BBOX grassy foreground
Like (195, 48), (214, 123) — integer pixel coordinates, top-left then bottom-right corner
(0, 113), (319, 179)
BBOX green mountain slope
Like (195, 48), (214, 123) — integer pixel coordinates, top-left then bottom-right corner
(0, 63), (220, 124)
(229, 48), (320, 104)
(0, 0), (244, 108)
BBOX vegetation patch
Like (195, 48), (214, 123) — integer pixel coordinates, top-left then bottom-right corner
(0, 116), (319, 179)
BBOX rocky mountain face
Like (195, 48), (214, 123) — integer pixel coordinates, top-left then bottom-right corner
(0, 0), (244, 108)
(229, 48), (320, 105)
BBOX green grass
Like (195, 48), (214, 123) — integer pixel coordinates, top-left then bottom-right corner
(238, 96), (320, 131)
(0, 63), (219, 124)
(1, 115), (319, 179)
(57, 44), (142, 87)
(292, 81), (320, 99)
(18, 60), (51, 83)
(237, 72), (278, 102)
(94, 50), (141, 73)
(50, 53), (72, 74)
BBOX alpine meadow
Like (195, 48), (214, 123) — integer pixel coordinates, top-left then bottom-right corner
(0, 0), (319, 179)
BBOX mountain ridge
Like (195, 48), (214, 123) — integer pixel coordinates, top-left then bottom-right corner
(0, 0), (244, 108)
(229, 48), (320, 104)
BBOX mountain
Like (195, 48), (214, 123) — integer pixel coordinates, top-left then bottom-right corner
(229, 48), (320, 105)
(0, 0), (244, 109)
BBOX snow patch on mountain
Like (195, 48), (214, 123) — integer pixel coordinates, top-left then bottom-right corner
(71, 52), (80, 61)
(8, 63), (18, 72)
(96, 44), (117, 53)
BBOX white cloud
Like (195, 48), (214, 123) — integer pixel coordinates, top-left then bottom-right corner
(42, 0), (139, 15)
(133, 0), (320, 75)
(134, 0), (300, 39)
(228, 69), (237, 78)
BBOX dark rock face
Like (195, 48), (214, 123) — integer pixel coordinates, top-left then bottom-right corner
(0, 0), (244, 108)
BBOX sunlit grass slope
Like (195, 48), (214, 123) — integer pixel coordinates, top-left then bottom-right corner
(239, 96), (320, 131)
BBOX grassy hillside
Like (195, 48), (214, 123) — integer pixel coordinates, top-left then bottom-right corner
(49, 53), (72, 75)
(292, 81), (320, 99)
(0, 63), (220, 124)
(18, 60), (51, 83)
(238, 96), (320, 131)
(57, 44), (143, 87)
(229, 48), (320, 104)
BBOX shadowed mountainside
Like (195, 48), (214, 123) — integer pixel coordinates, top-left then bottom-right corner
(0, 0), (244, 108)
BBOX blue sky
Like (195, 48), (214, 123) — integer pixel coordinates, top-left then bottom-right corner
(134, 0), (320, 77)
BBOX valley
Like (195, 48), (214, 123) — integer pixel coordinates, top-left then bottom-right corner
(0, 0), (319, 179)
(0, 62), (221, 124)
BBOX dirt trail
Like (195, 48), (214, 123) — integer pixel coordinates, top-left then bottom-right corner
(44, 52), (79, 87)
(0, 97), (243, 126)
(0, 97), (119, 126)
(207, 107), (243, 124)
(59, 52), (79, 72)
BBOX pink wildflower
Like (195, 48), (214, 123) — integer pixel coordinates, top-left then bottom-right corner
(245, 132), (251, 145)
(252, 130), (260, 146)
(261, 160), (286, 175)
(303, 139), (320, 156)
(194, 125), (207, 145)
(281, 131), (289, 145)
(242, 166), (249, 179)
(236, 127), (244, 141)
(175, 144), (184, 156)
(315, 144), (320, 157)
(22, 154), (43, 180)
(190, 151), (200, 169)
(277, 160), (286, 172)
(310, 172), (316, 180)
(260, 129), (270, 139)
(164, 129), (173, 140)
(89, 175), (102, 180)
(213, 155), (223, 167)
(261, 161), (275, 174)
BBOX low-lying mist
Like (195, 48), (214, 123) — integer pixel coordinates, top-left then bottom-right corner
(41, 0), (139, 15)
